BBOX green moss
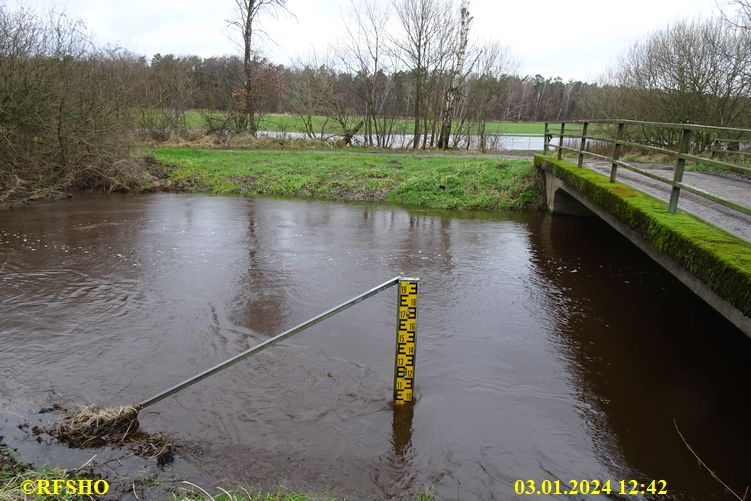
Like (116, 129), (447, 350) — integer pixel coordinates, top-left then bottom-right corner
(535, 154), (751, 317)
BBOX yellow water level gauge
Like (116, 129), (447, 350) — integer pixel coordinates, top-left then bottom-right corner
(394, 278), (418, 403)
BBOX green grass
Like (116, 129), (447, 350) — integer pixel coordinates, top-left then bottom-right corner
(182, 110), (547, 136)
(175, 485), (434, 501)
(687, 162), (751, 179)
(172, 484), (334, 501)
(184, 110), (231, 129)
(535, 154), (751, 317)
(1, 445), (95, 501)
(1, 443), (435, 501)
(151, 148), (544, 211)
(481, 121), (547, 135)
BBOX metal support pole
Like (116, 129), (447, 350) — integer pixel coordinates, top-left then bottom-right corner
(669, 128), (693, 213)
(543, 123), (549, 154)
(610, 122), (625, 182)
(578, 122), (588, 167)
(139, 276), (403, 410)
(557, 122), (566, 160)
(394, 278), (418, 404)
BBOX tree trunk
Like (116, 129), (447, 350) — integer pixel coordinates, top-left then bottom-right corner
(242, 1), (257, 134)
(342, 120), (364, 146)
(438, 1), (471, 150)
(412, 77), (421, 150)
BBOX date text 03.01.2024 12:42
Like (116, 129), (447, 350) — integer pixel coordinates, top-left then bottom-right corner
(514, 479), (668, 496)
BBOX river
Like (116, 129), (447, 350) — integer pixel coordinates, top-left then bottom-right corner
(0, 194), (749, 500)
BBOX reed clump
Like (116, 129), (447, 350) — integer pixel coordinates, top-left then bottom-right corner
(51, 404), (141, 448)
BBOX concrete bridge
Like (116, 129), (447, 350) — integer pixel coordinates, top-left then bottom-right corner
(535, 120), (751, 337)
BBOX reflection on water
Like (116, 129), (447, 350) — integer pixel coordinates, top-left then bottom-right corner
(391, 404), (415, 460)
(0, 193), (749, 500)
(529, 215), (751, 500)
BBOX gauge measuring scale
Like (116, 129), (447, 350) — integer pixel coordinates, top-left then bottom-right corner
(394, 278), (418, 403)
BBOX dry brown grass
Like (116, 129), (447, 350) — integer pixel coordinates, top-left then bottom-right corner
(45, 404), (176, 465)
(51, 405), (140, 448)
(139, 130), (337, 151)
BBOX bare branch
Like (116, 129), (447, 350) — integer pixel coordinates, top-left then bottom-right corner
(674, 420), (748, 501)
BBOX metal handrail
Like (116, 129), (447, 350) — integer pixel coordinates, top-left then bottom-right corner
(554, 119), (751, 135)
(543, 119), (751, 216)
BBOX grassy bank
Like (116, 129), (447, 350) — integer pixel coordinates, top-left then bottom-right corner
(182, 111), (546, 136)
(0, 444), (91, 501)
(152, 149), (544, 211)
(1, 443), (433, 500)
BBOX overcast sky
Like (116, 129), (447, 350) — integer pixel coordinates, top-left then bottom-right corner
(11, 0), (725, 81)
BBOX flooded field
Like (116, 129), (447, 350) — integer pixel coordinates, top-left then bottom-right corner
(1, 194), (749, 500)
(255, 130), (555, 151)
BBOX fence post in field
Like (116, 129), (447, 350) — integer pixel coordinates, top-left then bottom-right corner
(544, 123), (549, 154)
(557, 122), (566, 160)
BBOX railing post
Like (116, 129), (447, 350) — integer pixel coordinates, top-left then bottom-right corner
(394, 277), (418, 404)
(669, 128), (693, 213)
(610, 122), (625, 182)
(557, 122), (566, 160)
(543, 122), (549, 154)
(578, 122), (588, 167)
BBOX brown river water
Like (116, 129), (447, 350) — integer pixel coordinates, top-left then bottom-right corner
(0, 194), (749, 500)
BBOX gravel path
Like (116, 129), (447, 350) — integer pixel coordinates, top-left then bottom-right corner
(584, 161), (751, 242)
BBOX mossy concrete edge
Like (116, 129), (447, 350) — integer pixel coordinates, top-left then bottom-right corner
(534, 154), (751, 323)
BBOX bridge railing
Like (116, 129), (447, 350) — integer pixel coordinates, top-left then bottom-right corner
(543, 119), (751, 216)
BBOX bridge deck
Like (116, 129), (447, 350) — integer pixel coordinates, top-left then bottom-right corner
(584, 161), (751, 242)
(535, 153), (751, 335)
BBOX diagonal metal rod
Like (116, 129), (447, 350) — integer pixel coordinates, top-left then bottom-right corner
(138, 276), (402, 410)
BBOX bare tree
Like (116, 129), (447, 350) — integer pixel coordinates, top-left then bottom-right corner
(289, 54), (364, 145)
(340, 0), (398, 147)
(141, 54), (197, 132)
(0, 5), (145, 203)
(392, 0), (454, 149)
(437, 0), (471, 149)
(196, 56), (245, 133)
(717, 0), (751, 28)
(287, 63), (328, 139)
(229, 0), (287, 134)
(608, 18), (751, 148)
(454, 42), (517, 151)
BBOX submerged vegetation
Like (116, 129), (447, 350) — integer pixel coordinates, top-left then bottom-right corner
(152, 149), (544, 211)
